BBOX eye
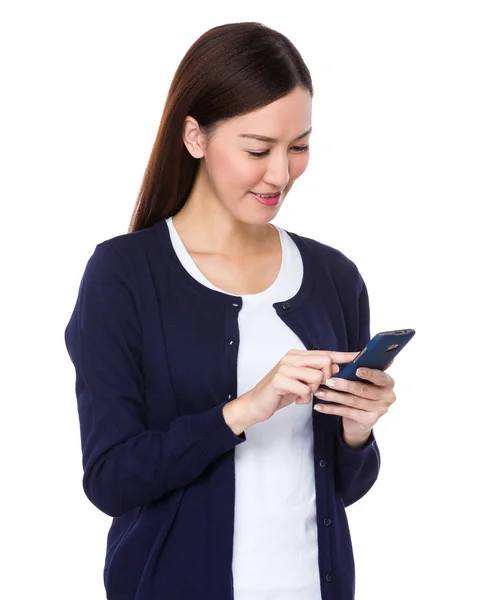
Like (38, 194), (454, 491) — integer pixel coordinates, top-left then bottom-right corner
(247, 150), (270, 158)
(247, 146), (309, 159)
(292, 145), (309, 153)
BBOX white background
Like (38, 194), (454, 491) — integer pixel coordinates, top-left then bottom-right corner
(1, 1), (480, 598)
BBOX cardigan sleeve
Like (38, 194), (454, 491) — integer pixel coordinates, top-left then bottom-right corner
(334, 274), (381, 507)
(64, 244), (245, 518)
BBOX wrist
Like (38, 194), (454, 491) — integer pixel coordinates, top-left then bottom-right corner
(222, 394), (259, 436)
(342, 429), (372, 449)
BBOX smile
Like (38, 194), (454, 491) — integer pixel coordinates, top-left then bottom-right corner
(250, 192), (281, 206)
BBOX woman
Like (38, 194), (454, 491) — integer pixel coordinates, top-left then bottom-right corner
(65, 21), (396, 600)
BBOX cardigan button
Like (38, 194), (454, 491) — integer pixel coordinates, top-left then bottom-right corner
(282, 302), (291, 310)
(319, 459), (328, 468)
(309, 344), (321, 350)
(325, 572), (334, 582)
(323, 517), (332, 527)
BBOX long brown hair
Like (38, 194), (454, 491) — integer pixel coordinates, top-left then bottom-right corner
(128, 22), (313, 233)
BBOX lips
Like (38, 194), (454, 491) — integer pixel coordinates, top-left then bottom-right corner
(250, 192), (281, 206)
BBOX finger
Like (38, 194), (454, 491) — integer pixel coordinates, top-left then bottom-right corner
(280, 365), (331, 394)
(356, 367), (395, 387)
(283, 356), (338, 384)
(313, 402), (375, 426)
(296, 349), (358, 363)
(275, 374), (313, 404)
(289, 350), (358, 367)
(322, 351), (359, 364)
(314, 389), (372, 411)
(320, 377), (383, 400)
(281, 364), (327, 385)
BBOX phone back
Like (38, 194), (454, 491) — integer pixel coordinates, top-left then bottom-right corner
(335, 329), (416, 382)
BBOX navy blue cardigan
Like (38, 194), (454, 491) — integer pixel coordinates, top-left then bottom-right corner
(64, 219), (380, 600)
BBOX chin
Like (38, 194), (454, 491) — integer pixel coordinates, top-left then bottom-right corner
(243, 208), (281, 226)
(225, 193), (283, 224)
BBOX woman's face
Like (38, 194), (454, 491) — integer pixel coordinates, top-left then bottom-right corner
(184, 86), (312, 224)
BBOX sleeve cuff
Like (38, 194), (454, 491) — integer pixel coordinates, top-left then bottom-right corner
(194, 402), (246, 460)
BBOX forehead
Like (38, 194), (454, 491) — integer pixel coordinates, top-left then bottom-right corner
(218, 87), (312, 140)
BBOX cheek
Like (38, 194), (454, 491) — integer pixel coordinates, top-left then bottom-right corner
(212, 152), (255, 187)
(290, 154), (310, 179)
(231, 159), (265, 189)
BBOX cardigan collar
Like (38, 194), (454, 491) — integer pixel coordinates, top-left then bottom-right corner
(153, 218), (315, 310)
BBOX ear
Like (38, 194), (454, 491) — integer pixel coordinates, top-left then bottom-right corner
(183, 116), (207, 159)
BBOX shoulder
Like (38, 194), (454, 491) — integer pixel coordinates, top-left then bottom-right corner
(78, 221), (165, 293)
(94, 221), (161, 263)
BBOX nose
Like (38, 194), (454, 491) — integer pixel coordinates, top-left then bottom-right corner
(263, 153), (290, 190)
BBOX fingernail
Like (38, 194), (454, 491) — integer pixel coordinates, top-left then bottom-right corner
(325, 379), (336, 387)
(314, 404), (325, 412)
(356, 368), (366, 377)
(314, 391), (326, 398)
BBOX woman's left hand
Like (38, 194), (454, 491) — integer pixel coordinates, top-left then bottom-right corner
(313, 367), (396, 445)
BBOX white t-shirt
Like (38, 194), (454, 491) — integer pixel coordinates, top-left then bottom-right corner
(166, 217), (321, 599)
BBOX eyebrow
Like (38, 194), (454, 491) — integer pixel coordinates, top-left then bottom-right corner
(238, 127), (312, 143)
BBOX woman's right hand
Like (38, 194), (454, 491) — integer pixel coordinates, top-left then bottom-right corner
(223, 349), (359, 435)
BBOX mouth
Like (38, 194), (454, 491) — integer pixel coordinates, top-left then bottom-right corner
(250, 191), (282, 206)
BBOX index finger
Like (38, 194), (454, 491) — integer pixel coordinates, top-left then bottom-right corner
(313, 351), (359, 364)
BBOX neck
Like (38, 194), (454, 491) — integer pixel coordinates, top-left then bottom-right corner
(172, 171), (277, 258)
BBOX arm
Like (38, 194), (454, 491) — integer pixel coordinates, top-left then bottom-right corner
(334, 275), (381, 506)
(65, 245), (245, 518)
(334, 418), (381, 507)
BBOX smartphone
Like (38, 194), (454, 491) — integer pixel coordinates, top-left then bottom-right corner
(335, 328), (416, 381)
(316, 328), (416, 400)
